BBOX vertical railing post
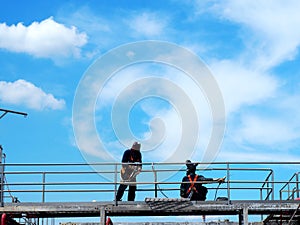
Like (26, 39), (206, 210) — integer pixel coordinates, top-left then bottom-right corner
(42, 172), (46, 203)
(288, 182), (290, 200)
(41, 172), (46, 225)
(226, 162), (230, 204)
(266, 175), (269, 200)
(296, 172), (299, 199)
(260, 187), (262, 201)
(152, 163), (157, 198)
(154, 171), (157, 198)
(292, 187), (296, 199)
(243, 207), (249, 225)
(260, 185), (264, 222)
(238, 210), (243, 225)
(0, 163), (4, 207)
(271, 170), (274, 200)
(100, 207), (106, 225)
(0, 145), (5, 207)
(114, 163), (118, 206)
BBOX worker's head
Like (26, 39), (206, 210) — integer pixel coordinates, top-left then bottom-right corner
(186, 160), (198, 175)
(131, 141), (141, 151)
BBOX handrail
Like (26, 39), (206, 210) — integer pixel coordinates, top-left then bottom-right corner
(1, 162), (299, 204)
(260, 169), (274, 200)
(279, 172), (300, 200)
(3, 161), (300, 166)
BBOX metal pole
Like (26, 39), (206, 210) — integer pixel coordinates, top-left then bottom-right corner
(260, 187), (262, 201)
(0, 108), (27, 119)
(271, 170), (275, 200)
(243, 207), (248, 225)
(288, 182), (290, 200)
(152, 163), (157, 198)
(266, 176), (269, 200)
(100, 207), (106, 225)
(227, 162), (230, 204)
(42, 172), (46, 202)
(296, 172), (299, 199)
(114, 164), (118, 206)
(0, 145), (4, 207)
(238, 210), (243, 225)
(41, 172), (46, 225)
(0, 108), (27, 206)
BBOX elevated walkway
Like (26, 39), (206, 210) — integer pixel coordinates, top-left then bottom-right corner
(0, 200), (300, 223)
(0, 162), (299, 225)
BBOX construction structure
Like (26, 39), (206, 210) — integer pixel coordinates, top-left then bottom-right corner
(0, 108), (27, 120)
(0, 161), (299, 225)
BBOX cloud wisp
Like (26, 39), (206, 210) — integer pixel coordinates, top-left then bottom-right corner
(213, 0), (300, 69)
(211, 60), (279, 114)
(127, 12), (168, 38)
(183, 0), (300, 161)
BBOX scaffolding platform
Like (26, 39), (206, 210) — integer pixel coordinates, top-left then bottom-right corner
(0, 200), (299, 219)
(0, 162), (299, 224)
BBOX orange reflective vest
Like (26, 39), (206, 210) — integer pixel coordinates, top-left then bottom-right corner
(186, 174), (199, 195)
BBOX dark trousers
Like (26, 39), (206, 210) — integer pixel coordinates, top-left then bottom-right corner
(116, 184), (137, 201)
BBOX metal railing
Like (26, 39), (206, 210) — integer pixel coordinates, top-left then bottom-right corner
(1, 162), (299, 205)
(279, 172), (300, 200)
(0, 162), (299, 205)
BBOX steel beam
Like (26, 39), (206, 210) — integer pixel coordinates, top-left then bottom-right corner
(0, 200), (299, 219)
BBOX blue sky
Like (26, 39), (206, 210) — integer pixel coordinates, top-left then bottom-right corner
(1, 0), (300, 223)
(1, 0), (300, 165)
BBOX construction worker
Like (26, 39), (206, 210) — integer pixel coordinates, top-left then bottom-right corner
(115, 142), (142, 201)
(180, 160), (225, 200)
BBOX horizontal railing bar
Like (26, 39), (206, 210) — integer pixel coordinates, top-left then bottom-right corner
(280, 189), (300, 193)
(1, 180), (282, 185)
(4, 168), (273, 174)
(4, 187), (271, 193)
(138, 187), (273, 191)
(3, 161), (300, 166)
(4, 171), (115, 175)
(3, 189), (113, 193)
(5, 182), (115, 185)
(5, 180), (296, 186)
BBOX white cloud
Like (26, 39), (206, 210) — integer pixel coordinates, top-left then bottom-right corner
(92, 63), (217, 162)
(231, 92), (300, 147)
(57, 6), (112, 48)
(218, 148), (300, 162)
(214, 0), (300, 69)
(128, 12), (167, 37)
(85, 65), (208, 179)
(188, 1), (300, 160)
(0, 17), (87, 59)
(0, 79), (65, 110)
(237, 115), (299, 146)
(211, 60), (279, 114)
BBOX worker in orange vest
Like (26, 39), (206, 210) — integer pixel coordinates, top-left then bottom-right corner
(180, 160), (225, 200)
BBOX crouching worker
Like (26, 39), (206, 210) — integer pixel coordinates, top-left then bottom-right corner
(180, 160), (225, 201)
